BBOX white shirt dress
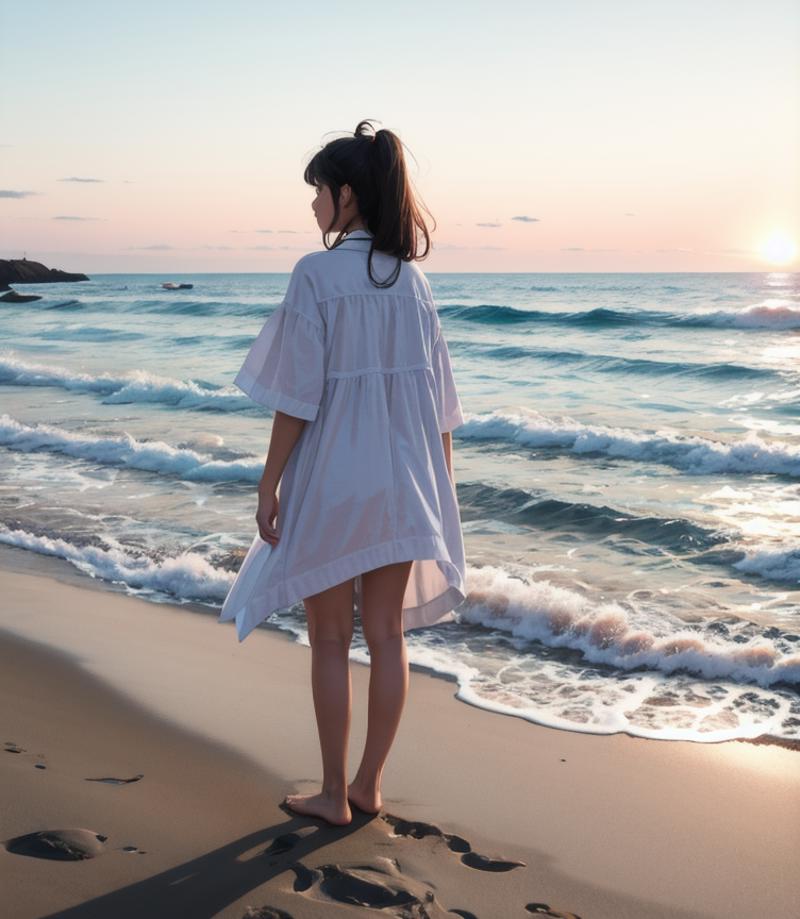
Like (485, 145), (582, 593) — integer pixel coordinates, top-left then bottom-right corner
(218, 228), (467, 642)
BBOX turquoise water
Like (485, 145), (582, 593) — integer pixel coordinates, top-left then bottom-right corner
(1, 270), (798, 744)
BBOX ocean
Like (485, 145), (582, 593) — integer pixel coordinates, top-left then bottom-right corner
(1, 269), (798, 745)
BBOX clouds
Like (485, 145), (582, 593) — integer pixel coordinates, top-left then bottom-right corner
(59, 176), (104, 183)
(561, 246), (620, 253)
(53, 215), (101, 221)
(0, 189), (37, 198)
(229, 228), (311, 235)
(476, 215), (540, 226)
(128, 244), (176, 251)
(126, 243), (304, 251)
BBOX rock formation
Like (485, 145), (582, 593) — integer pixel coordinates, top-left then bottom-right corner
(0, 258), (89, 292)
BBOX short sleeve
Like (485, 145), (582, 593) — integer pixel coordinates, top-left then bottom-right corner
(431, 321), (465, 433)
(233, 262), (325, 422)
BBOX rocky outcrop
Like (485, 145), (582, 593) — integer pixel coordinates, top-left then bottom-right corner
(0, 259), (89, 291)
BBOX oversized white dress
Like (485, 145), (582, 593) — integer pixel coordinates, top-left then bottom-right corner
(218, 228), (466, 642)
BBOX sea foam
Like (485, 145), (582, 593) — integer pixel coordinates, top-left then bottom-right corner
(0, 414), (262, 484)
(0, 353), (252, 412)
(458, 409), (800, 476)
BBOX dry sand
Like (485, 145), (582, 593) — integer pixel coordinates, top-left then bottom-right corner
(1, 542), (798, 919)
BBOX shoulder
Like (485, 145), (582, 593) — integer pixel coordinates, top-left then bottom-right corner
(404, 259), (433, 299)
(282, 253), (327, 325)
(288, 249), (341, 296)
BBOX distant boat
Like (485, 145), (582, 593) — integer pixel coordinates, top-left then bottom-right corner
(161, 282), (193, 290)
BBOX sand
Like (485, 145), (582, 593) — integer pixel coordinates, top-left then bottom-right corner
(1, 542), (798, 919)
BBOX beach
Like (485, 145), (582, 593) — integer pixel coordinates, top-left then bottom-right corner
(1, 542), (798, 919)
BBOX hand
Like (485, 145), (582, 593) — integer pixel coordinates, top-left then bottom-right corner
(256, 488), (280, 546)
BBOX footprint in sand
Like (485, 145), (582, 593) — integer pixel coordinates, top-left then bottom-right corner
(85, 772), (144, 784)
(383, 812), (525, 872)
(242, 907), (294, 918)
(288, 858), (440, 913)
(5, 741), (47, 768)
(526, 904), (583, 918)
(263, 832), (305, 859)
(271, 808), (579, 917)
(4, 828), (108, 860)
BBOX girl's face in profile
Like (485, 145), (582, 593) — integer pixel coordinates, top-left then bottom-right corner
(312, 181), (334, 232)
(312, 181), (359, 233)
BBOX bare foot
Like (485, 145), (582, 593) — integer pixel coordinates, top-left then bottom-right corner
(347, 781), (382, 814)
(284, 791), (351, 826)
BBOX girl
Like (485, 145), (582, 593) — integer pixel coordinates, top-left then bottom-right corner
(219, 119), (467, 826)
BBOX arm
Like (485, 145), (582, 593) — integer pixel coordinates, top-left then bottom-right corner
(442, 430), (455, 485)
(256, 410), (307, 544)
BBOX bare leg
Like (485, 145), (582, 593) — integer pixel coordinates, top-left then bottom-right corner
(348, 560), (413, 814)
(284, 576), (354, 826)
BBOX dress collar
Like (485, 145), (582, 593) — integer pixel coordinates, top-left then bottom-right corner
(335, 228), (374, 249)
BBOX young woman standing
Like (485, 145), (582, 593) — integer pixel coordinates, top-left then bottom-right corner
(219, 120), (466, 826)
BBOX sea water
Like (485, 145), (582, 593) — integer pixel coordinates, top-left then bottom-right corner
(1, 270), (798, 745)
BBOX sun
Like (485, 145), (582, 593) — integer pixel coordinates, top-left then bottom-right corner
(757, 231), (797, 266)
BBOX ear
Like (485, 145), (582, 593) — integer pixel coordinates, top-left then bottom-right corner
(340, 183), (352, 206)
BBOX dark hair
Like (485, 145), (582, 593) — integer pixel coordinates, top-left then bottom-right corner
(303, 119), (436, 288)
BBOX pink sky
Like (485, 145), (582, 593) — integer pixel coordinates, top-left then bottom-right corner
(1, 0), (797, 273)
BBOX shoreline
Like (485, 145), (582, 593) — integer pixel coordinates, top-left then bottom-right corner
(1, 542), (799, 918)
(1, 538), (797, 754)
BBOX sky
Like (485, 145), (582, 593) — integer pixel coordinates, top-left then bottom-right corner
(1, 0), (798, 273)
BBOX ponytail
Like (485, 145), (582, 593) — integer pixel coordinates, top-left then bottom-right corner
(303, 119), (436, 288)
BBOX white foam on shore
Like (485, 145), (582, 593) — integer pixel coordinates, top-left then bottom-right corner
(2, 524), (797, 690)
(459, 563), (800, 688)
(2, 528), (797, 745)
(0, 526), (233, 601)
(458, 409), (800, 476)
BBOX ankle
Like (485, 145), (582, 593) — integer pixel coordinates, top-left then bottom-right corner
(351, 771), (382, 791)
(322, 780), (348, 800)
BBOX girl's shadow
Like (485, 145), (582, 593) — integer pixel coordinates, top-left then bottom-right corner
(40, 806), (373, 919)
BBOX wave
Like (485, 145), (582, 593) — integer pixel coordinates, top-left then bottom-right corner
(0, 415), (735, 547)
(458, 482), (732, 553)
(2, 523), (797, 691)
(45, 299), (83, 310)
(438, 302), (800, 331)
(462, 564), (800, 689)
(0, 353), (253, 412)
(3, 418), (788, 589)
(117, 298), (276, 318)
(466, 342), (779, 380)
(38, 325), (147, 342)
(733, 547), (800, 584)
(457, 409), (800, 477)
(0, 414), (262, 483)
(15, 295), (277, 319)
(0, 526), (233, 603)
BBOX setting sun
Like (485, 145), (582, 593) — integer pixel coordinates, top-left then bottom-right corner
(757, 231), (798, 265)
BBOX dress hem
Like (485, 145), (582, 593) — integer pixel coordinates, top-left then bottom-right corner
(218, 533), (466, 643)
